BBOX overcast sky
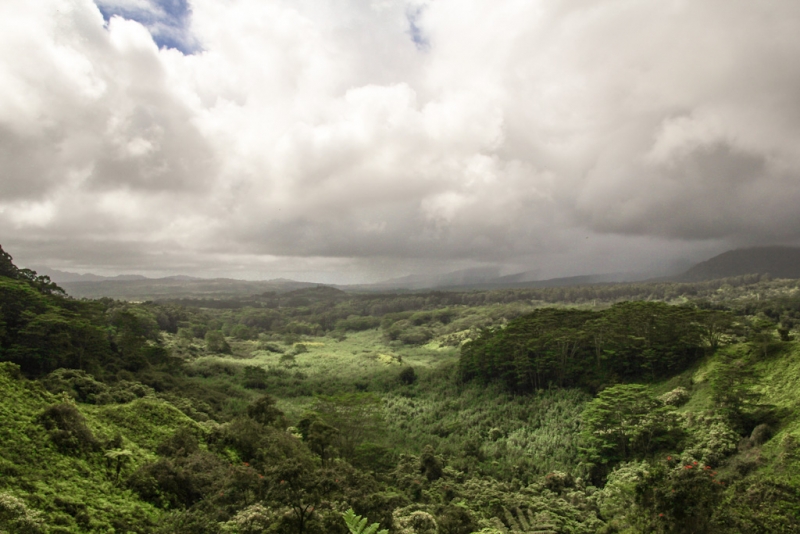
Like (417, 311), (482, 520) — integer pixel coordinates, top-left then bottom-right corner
(2, 0), (800, 283)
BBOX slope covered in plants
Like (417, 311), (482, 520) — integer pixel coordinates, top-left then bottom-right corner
(3, 243), (800, 532)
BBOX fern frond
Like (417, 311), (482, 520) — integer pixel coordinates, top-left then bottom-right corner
(342, 508), (389, 534)
(499, 507), (557, 534)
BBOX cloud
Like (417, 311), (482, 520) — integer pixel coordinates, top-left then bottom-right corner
(2, 0), (800, 281)
(95, 0), (200, 53)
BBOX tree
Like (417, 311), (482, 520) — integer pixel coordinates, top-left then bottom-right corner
(247, 394), (286, 428)
(307, 419), (339, 463)
(695, 309), (736, 353)
(746, 317), (777, 359)
(581, 384), (682, 475)
(0, 245), (19, 279)
(710, 354), (761, 433)
(205, 329), (231, 354)
(266, 459), (336, 534)
(398, 366), (417, 385)
(104, 448), (133, 483)
(633, 458), (722, 534)
(313, 393), (384, 460)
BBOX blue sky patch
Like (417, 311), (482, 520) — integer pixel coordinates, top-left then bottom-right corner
(95, 0), (200, 54)
(406, 6), (429, 51)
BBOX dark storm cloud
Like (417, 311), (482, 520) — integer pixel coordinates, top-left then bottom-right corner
(2, 0), (800, 281)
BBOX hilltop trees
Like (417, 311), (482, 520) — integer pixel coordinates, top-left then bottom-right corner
(459, 302), (724, 392)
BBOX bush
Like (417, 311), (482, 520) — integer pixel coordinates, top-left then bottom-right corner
(659, 387), (690, 407)
(157, 427), (201, 458)
(43, 369), (109, 404)
(246, 394), (285, 428)
(96, 380), (155, 404)
(205, 330), (231, 354)
(336, 315), (381, 332)
(398, 367), (417, 385)
(128, 451), (227, 509)
(0, 493), (45, 534)
(242, 366), (269, 389)
(258, 342), (285, 354)
(38, 401), (99, 454)
(398, 327), (433, 346)
(221, 503), (278, 533)
(393, 508), (438, 534)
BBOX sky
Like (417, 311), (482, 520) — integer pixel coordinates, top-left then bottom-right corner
(2, 0), (800, 283)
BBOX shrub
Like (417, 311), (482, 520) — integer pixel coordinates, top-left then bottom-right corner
(43, 368), (109, 404)
(398, 367), (417, 385)
(157, 426), (201, 457)
(259, 342), (285, 354)
(242, 365), (269, 389)
(128, 451), (227, 509)
(659, 387), (690, 407)
(246, 394), (285, 428)
(0, 493), (45, 534)
(38, 401), (99, 454)
(205, 330), (231, 354)
(749, 423), (773, 446)
(392, 508), (438, 534)
(221, 503), (279, 533)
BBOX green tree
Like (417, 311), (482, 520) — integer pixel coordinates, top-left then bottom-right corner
(247, 394), (286, 428)
(581, 384), (682, 475)
(205, 330), (232, 354)
(746, 316), (777, 359)
(313, 393), (384, 460)
(633, 458), (722, 534)
(307, 420), (339, 463)
(695, 309), (736, 352)
(266, 459), (336, 534)
(710, 354), (761, 433)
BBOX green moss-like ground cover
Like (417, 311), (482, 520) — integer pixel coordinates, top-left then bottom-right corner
(0, 362), (164, 533)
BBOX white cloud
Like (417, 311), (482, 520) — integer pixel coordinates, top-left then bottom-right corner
(2, 0), (800, 280)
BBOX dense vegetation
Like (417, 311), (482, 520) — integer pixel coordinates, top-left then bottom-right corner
(2, 244), (800, 533)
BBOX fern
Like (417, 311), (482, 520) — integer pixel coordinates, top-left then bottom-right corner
(501, 507), (557, 534)
(342, 508), (389, 534)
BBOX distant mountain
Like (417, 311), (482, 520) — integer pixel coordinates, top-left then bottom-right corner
(345, 268), (656, 292)
(678, 246), (800, 281)
(30, 267), (151, 283)
(491, 271), (647, 287)
(31, 268), (109, 283)
(365, 267), (501, 290)
(57, 277), (321, 300)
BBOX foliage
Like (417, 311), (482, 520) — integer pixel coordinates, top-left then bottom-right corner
(632, 457), (724, 533)
(341, 508), (388, 534)
(0, 492), (45, 534)
(206, 330), (232, 354)
(581, 384), (682, 473)
(5, 245), (800, 532)
(460, 302), (711, 393)
(39, 400), (100, 454)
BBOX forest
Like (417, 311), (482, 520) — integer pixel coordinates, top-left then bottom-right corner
(2, 243), (800, 533)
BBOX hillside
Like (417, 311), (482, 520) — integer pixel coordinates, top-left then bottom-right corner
(58, 277), (321, 300)
(4, 243), (800, 532)
(679, 246), (800, 281)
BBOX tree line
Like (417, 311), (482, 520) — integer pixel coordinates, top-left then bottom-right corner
(459, 302), (737, 392)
